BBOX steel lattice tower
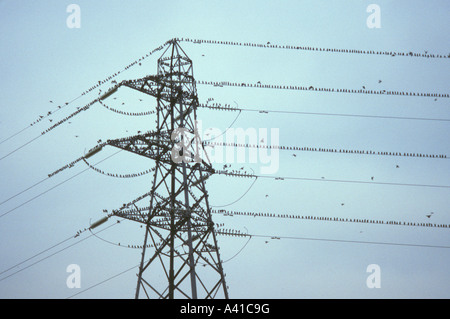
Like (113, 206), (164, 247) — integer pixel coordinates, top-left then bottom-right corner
(104, 39), (228, 299)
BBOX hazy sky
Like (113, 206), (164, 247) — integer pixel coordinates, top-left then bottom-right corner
(0, 0), (449, 299)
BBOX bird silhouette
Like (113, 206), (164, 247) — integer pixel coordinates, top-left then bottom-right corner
(396, 165), (399, 168)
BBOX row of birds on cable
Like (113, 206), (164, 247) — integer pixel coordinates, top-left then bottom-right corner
(198, 80), (449, 98)
(98, 98), (155, 116)
(214, 209), (444, 229)
(81, 43), (166, 97)
(180, 37), (449, 59)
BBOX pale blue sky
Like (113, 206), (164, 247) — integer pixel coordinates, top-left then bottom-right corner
(0, 0), (449, 298)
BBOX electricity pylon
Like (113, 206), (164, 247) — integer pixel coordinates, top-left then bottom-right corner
(104, 39), (228, 299)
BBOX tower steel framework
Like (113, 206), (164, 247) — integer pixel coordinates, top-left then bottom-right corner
(104, 39), (228, 299)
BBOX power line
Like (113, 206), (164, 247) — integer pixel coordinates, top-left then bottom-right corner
(0, 95), (83, 147)
(204, 141), (448, 160)
(68, 222), (450, 298)
(66, 260), (140, 299)
(178, 37), (450, 59)
(0, 150), (122, 219)
(211, 176), (258, 208)
(212, 209), (450, 229)
(98, 98), (156, 117)
(0, 175), (49, 208)
(198, 80), (450, 99)
(216, 231), (450, 249)
(217, 170), (450, 189)
(199, 103), (450, 122)
(0, 99), (98, 162)
(0, 222), (118, 284)
(0, 235), (73, 278)
(0, 41), (170, 148)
